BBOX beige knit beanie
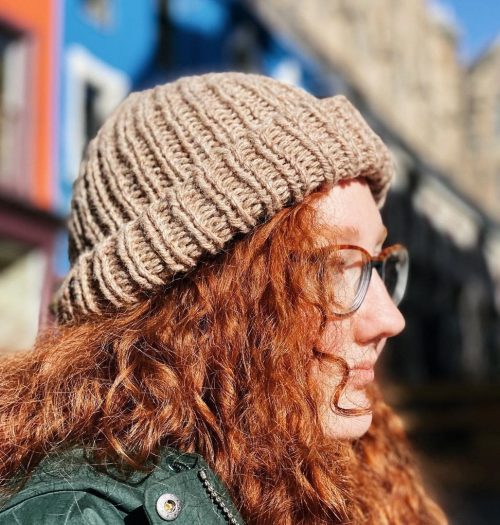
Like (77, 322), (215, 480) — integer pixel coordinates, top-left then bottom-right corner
(52, 72), (394, 324)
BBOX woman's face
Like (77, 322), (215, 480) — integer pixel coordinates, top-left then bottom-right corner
(312, 179), (405, 440)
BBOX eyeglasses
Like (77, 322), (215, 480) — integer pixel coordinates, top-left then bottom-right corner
(319, 243), (409, 317)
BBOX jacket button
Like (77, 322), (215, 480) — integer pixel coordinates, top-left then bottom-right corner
(156, 493), (182, 521)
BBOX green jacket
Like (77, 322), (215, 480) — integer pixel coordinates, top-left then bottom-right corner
(0, 449), (244, 524)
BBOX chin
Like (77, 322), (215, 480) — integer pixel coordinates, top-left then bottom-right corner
(321, 387), (374, 440)
(324, 411), (373, 440)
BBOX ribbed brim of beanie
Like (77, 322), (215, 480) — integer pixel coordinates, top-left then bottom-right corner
(52, 72), (394, 324)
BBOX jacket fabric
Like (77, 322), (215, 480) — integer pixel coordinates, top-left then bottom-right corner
(0, 448), (244, 524)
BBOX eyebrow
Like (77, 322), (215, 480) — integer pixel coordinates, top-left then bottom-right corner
(338, 226), (387, 242)
(338, 225), (360, 242)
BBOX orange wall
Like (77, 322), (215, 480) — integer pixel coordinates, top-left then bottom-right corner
(0, 0), (57, 209)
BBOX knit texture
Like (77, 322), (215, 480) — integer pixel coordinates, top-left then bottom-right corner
(53, 72), (394, 324)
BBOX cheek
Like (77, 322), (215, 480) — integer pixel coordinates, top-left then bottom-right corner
(312, 359), (345, 396)
(312, 359), (373, 440)
(316, 318), (354, 360)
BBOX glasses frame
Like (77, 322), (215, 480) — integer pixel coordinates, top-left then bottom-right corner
(320, 243), (409, 318)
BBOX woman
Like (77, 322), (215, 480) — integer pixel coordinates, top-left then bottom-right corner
(0, 73), (447, 524)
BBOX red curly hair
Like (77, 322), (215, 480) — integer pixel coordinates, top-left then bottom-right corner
(0, 185), (447, 524)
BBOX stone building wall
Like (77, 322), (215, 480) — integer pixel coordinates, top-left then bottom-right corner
(465, 42), (500, 220)
(254, 0), (467, 189)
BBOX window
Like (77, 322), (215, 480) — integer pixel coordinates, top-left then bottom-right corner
(227, 24), (260, 72)
(0, 237), (46, 353)
(0, 22), (30, 197)
(81, 0), (113, 27)
(83, 81), (102, 146)
(62, 46), (129, 208)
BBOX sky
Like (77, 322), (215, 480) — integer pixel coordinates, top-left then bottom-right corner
(433, 0), (500, 63)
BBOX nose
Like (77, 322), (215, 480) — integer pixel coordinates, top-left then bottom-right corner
(353, 268), (406, 344)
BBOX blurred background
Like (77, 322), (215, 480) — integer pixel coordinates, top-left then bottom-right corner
(0, 0), (499, 522)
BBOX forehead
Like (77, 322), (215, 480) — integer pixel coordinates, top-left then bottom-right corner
(313, 180), (385, 245)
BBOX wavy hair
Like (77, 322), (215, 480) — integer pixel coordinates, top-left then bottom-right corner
(0, 185), (447, 524)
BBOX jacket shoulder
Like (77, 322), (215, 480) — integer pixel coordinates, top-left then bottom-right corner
(0, 449), (244, 524)
(0, 490), (125, 524)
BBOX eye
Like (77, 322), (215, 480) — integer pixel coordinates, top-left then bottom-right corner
(321, 249), (366, 313)
(331, 253), (363, 274)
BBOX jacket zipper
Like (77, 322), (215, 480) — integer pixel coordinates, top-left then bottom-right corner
(198, 469), (243, 525)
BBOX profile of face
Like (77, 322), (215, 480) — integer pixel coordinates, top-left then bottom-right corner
(312, 179), (406, 440)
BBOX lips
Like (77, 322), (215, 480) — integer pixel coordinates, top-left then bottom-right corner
(349, 365), (375, 387)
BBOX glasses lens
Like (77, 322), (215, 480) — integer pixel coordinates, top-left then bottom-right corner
(383, 247), (409, 306)
(327, 248), (368, 315)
